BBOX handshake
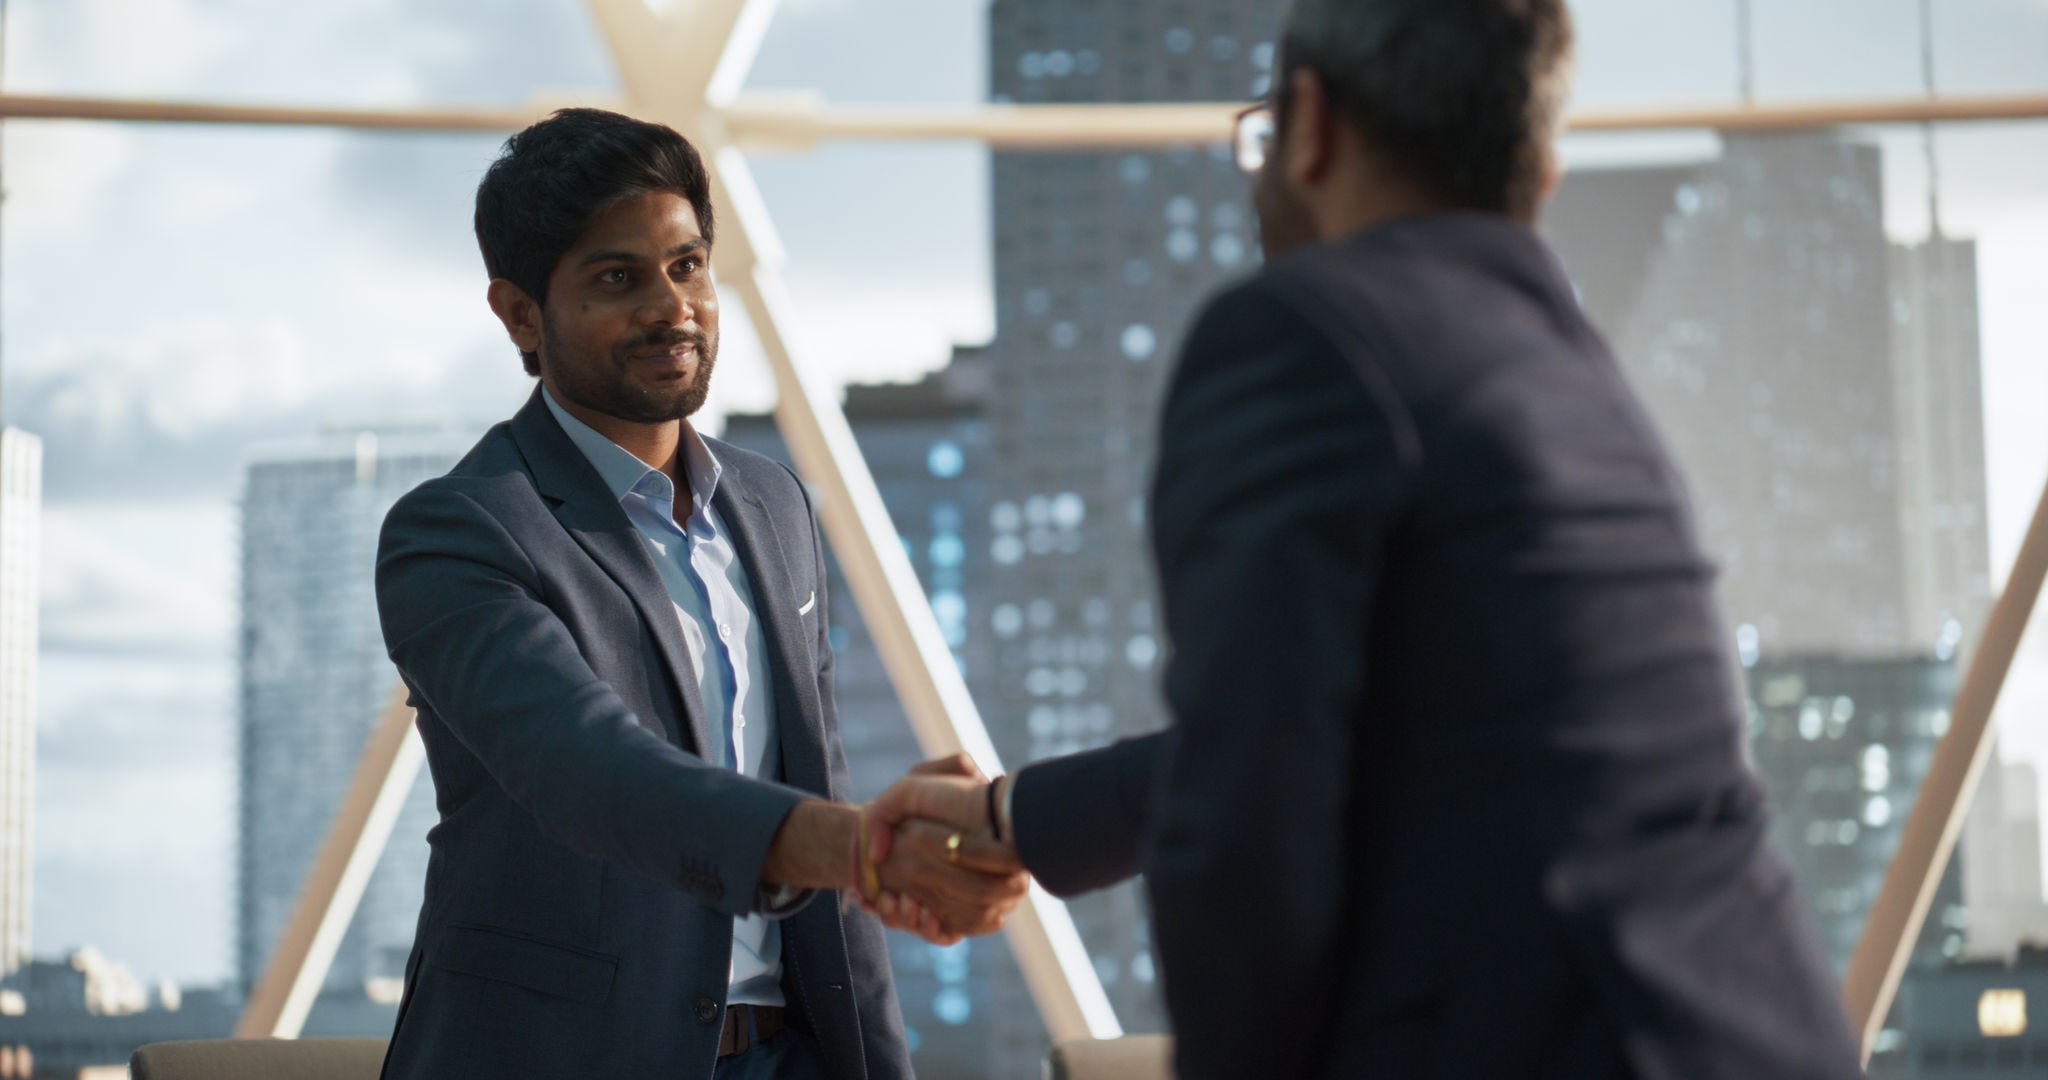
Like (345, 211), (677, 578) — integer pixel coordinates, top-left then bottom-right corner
(848, 754), (1028, 947)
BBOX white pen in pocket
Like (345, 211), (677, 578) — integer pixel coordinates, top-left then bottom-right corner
(797, 591), (816, 616)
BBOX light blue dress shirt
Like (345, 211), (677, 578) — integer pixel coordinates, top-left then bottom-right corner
(543, 389), (788, 1008)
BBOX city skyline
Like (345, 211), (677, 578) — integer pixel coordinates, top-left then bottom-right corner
(3, 0), (2047, 995)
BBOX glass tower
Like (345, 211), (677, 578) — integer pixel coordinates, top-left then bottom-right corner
(236, 430), (466, 1013)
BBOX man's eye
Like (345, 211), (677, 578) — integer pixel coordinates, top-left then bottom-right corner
(675, 258), (702, 277)
(600, 268), (630, 285)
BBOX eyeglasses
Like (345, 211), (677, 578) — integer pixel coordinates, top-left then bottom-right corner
(1233, 103), (1276, 175)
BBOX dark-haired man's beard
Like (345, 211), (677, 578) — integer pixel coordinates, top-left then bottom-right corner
(542, 320), (718, 425)
(1253, 155), (1318, 260)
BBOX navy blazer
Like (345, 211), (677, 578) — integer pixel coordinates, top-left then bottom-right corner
(373, 389), (909, 1078)
(1012, 214), (1863, 1080)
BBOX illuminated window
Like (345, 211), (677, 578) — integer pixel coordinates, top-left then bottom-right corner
(1979, 989), (2027, 1037)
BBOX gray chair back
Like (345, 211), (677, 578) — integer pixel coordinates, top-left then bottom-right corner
(1044, 1034), (1174, 1080)
(130, 1037), (387, 1080)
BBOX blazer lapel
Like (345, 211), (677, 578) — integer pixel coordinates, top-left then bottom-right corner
(508, 389), (714, 757)
(713, 479), (832, 797)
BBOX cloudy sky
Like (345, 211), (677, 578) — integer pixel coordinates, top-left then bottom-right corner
(6, 0), (2048, 985)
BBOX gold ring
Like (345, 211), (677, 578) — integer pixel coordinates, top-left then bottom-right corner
(945, 831), (964, 862)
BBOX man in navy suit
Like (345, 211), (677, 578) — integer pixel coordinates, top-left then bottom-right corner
(867, 2), (1867, 1077)
(374, 108), (1025, 1079)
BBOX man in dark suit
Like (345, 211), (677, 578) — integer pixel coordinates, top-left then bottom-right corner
(867, 2), (1867, 1077)
(374, 109), (1025, 1079)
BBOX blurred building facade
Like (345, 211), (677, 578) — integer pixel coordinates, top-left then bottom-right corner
(1546, 135), (1994, 661)
(236, 431), (463, 1012)
(982, 0), (1283, 1036)
(0, 948), (234, 1077)
(0, 429), (39, 977)
(1960, 757), (2048, 961)
(1873, 945), (2048, 1078)
(1547, 138), (2040, 981)
(723, 351), (1051, 1079)
(1744, 655), (1965, 974)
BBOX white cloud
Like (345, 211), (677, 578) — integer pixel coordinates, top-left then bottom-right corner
(10, 0), (243, 96)
(39, 501), (237, 654)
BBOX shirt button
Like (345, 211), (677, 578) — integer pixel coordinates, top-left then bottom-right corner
(718, 624), (731, 640)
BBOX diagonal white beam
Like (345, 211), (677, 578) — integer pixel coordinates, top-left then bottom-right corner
(237, 682), (424, 1038)
(711, 145), (1121, 1042)
(1842, 468), (2048, 1059)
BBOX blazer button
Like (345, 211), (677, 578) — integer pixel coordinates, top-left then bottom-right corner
(695, 997), (719, 1024)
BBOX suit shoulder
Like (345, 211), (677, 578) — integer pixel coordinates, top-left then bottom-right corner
(382, 425), (539, 530)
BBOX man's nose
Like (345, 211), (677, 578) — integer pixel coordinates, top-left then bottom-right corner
(639, 280), (694, 327)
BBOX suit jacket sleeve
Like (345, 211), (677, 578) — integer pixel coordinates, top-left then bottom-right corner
(1008, 731), (1172, 897)
(1144, 279), (1412, 1079)
(375, 482), (811, 919)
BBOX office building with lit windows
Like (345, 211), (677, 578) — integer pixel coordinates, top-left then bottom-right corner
(1870, 945), (2048, 1078)
(236, 430), (466, 1019)
(982, 1), (1284, 1036)
(1743, 655), (1964, 975)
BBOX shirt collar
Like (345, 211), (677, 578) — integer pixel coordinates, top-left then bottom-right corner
(542, 386), (723, 515)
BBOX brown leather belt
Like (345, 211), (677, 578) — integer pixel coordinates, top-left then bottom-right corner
(718, 1004), (789, 1059)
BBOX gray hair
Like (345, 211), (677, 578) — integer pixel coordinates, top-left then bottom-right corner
(1279, 0), (1575, 218)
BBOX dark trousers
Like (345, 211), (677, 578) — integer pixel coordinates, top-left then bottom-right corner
(712, 1016), (828, 1080)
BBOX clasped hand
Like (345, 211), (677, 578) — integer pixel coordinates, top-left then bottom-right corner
(857, 754), (1024, 946)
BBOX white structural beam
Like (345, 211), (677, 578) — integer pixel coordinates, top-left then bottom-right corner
(1843, 469), (2048, 1060)
(10, 91), (2048, 140)
(236, 682), (424, 1038)
(710, 144), (1120, 1042)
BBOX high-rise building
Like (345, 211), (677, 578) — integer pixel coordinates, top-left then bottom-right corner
(236, 430), (465, 1012)
(983, 1), (1282, 1033)
(1546, 135), (1995, 663)
(1890, 233), (1994, 654)
(1553, 136), (1910, 657)
(723, 350), (1043, 1078)
(0, 428), (40, 975)
(1960, 757), (2048, 961)
(1744, 654), (1965, 975)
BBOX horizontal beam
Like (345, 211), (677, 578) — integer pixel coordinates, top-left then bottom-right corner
(0, 92), (545, 132)
(3, 92), (2048, 143)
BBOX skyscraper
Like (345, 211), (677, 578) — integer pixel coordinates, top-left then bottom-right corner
(722, 351), (1044, 1079)
(1890, 233), (1994, 654)
(983, 1), (1282, 1031)
(236, 430), (465, 1010)
(1546, 135), (1995, 662)
(0, 428), (41, 975)
(1960, 756), (2048, 960)
(1554, 135), (1910, 657)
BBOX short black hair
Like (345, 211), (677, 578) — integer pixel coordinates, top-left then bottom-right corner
(474, 108), (717, 375)
(1280, 0), (1573, 220)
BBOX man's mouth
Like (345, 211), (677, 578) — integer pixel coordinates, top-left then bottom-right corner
(623, 341), (699, 365)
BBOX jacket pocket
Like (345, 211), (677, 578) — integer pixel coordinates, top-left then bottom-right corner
(434, 923), (618, 1005)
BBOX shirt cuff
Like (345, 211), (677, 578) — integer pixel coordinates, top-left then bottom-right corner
(998, 773), (1018, 845)
(757, 883), (812, 919)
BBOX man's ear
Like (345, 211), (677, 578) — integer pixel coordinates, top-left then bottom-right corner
(486, 279), (544, 357)
(1283, 68), (1336, 188)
